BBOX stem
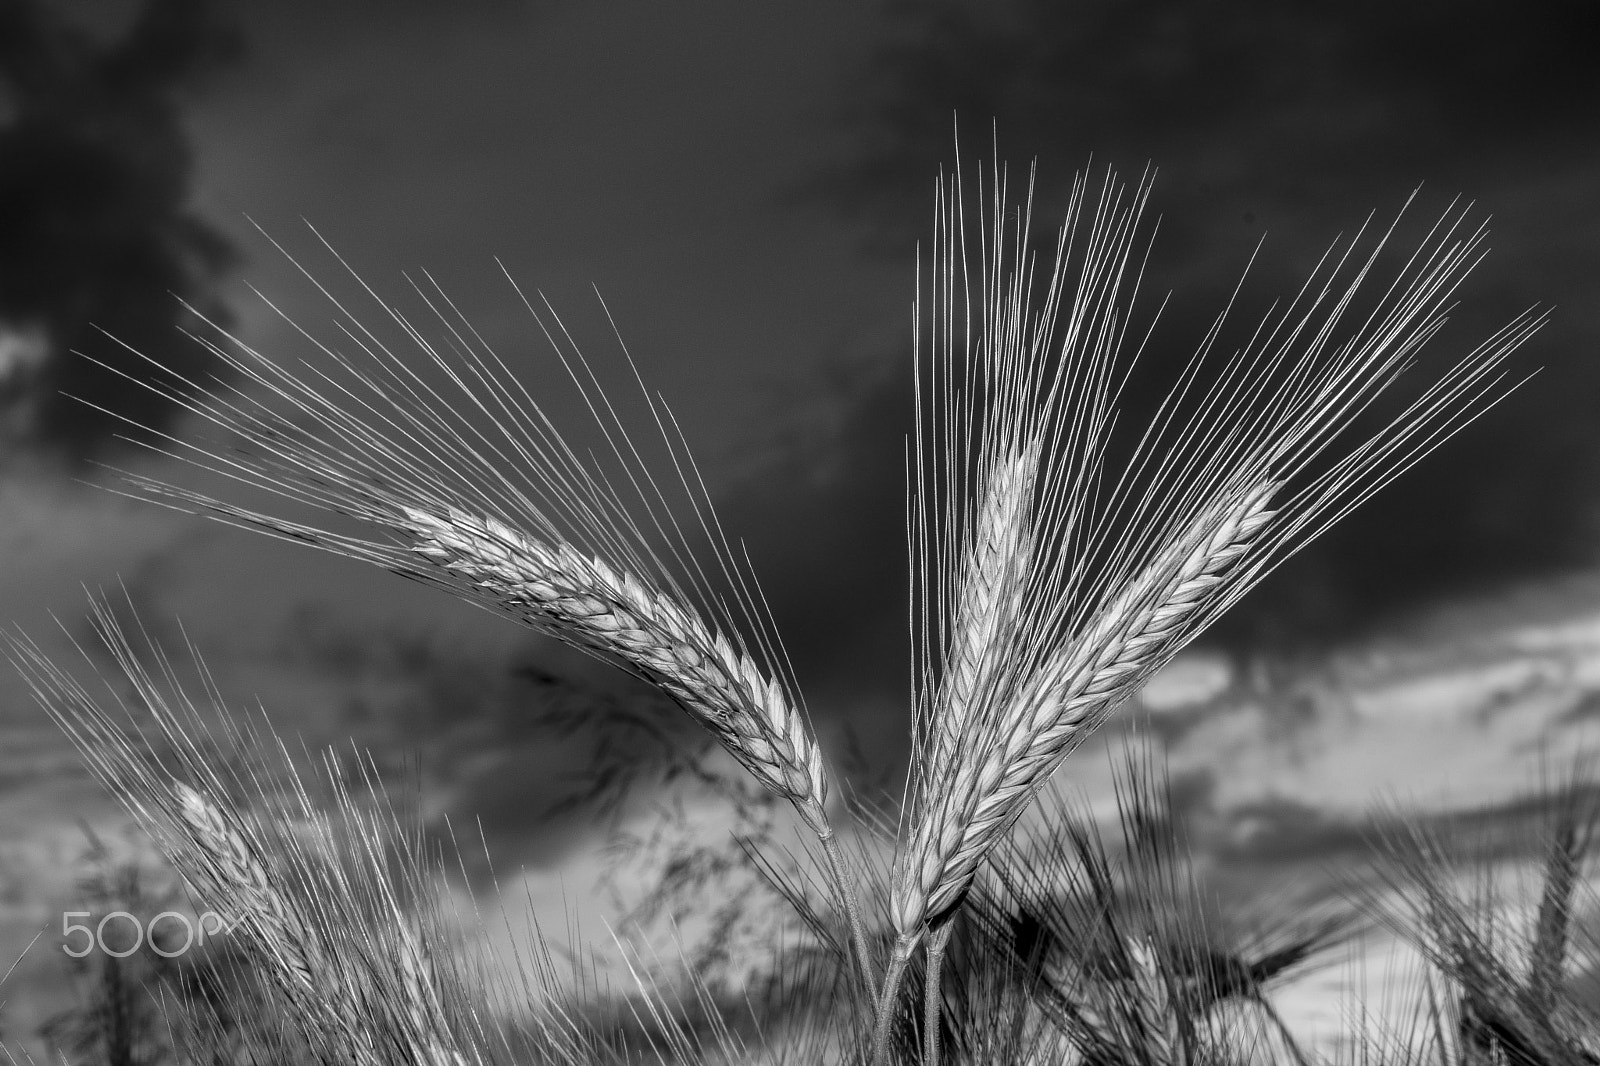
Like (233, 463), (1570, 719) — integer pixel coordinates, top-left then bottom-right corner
(819, 826), (877, 994)
(924, 919), (953, 1066)
(869, 934), (916, 1066)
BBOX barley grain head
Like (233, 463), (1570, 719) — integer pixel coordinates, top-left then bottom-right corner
(85, 232), (831, 833)
(922, 439), (1042, 784)
(400, 503), (827, 825)
(892, 153), (1542, 944)
(4, 593), (495, 1066)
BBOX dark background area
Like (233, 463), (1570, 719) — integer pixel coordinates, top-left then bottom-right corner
(5, 0), (1596, 659)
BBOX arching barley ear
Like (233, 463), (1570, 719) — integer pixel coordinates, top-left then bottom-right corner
(80, 224), (875, 982)
(869, 153), (1541, 1063)
(400, 504), (827, 825)
(95, 238), (828, 825)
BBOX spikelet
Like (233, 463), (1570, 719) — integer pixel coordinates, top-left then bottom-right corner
(928, 441), (1041, 780)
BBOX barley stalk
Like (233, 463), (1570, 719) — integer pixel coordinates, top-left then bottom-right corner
(872, 478), (1277, 1064)
(889, 473), (1273, 1062)
(402, 503), (828, 830)
(923, 917), (957, 1066)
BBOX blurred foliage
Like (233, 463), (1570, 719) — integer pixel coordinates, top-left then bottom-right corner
(43, 825), (183, 1066)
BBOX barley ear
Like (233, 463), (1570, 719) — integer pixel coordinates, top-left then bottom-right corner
(91, 229), (849, 887)
(401, 505), (829, 829)
(925, 441), (1040, 781)
(174, 783), (387, 1066)
(897, 478), (1277, 939)
(402, 501), (883, 989)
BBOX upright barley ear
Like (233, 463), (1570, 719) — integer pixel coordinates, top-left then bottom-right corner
(925, 441), (1040, 782)
(870, 155), (1540, 1062)
(899, 477), (1277, 939)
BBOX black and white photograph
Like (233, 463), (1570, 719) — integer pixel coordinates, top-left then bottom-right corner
(2, 2), (1597, 1062)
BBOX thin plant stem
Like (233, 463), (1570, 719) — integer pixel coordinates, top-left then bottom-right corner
(923, 918), (954, 1066)
(819, 827), (877, 994)
(870, 934), (916, 1066)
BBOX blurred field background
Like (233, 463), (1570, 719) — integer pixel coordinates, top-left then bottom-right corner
(3, 0), (1598, 1054)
